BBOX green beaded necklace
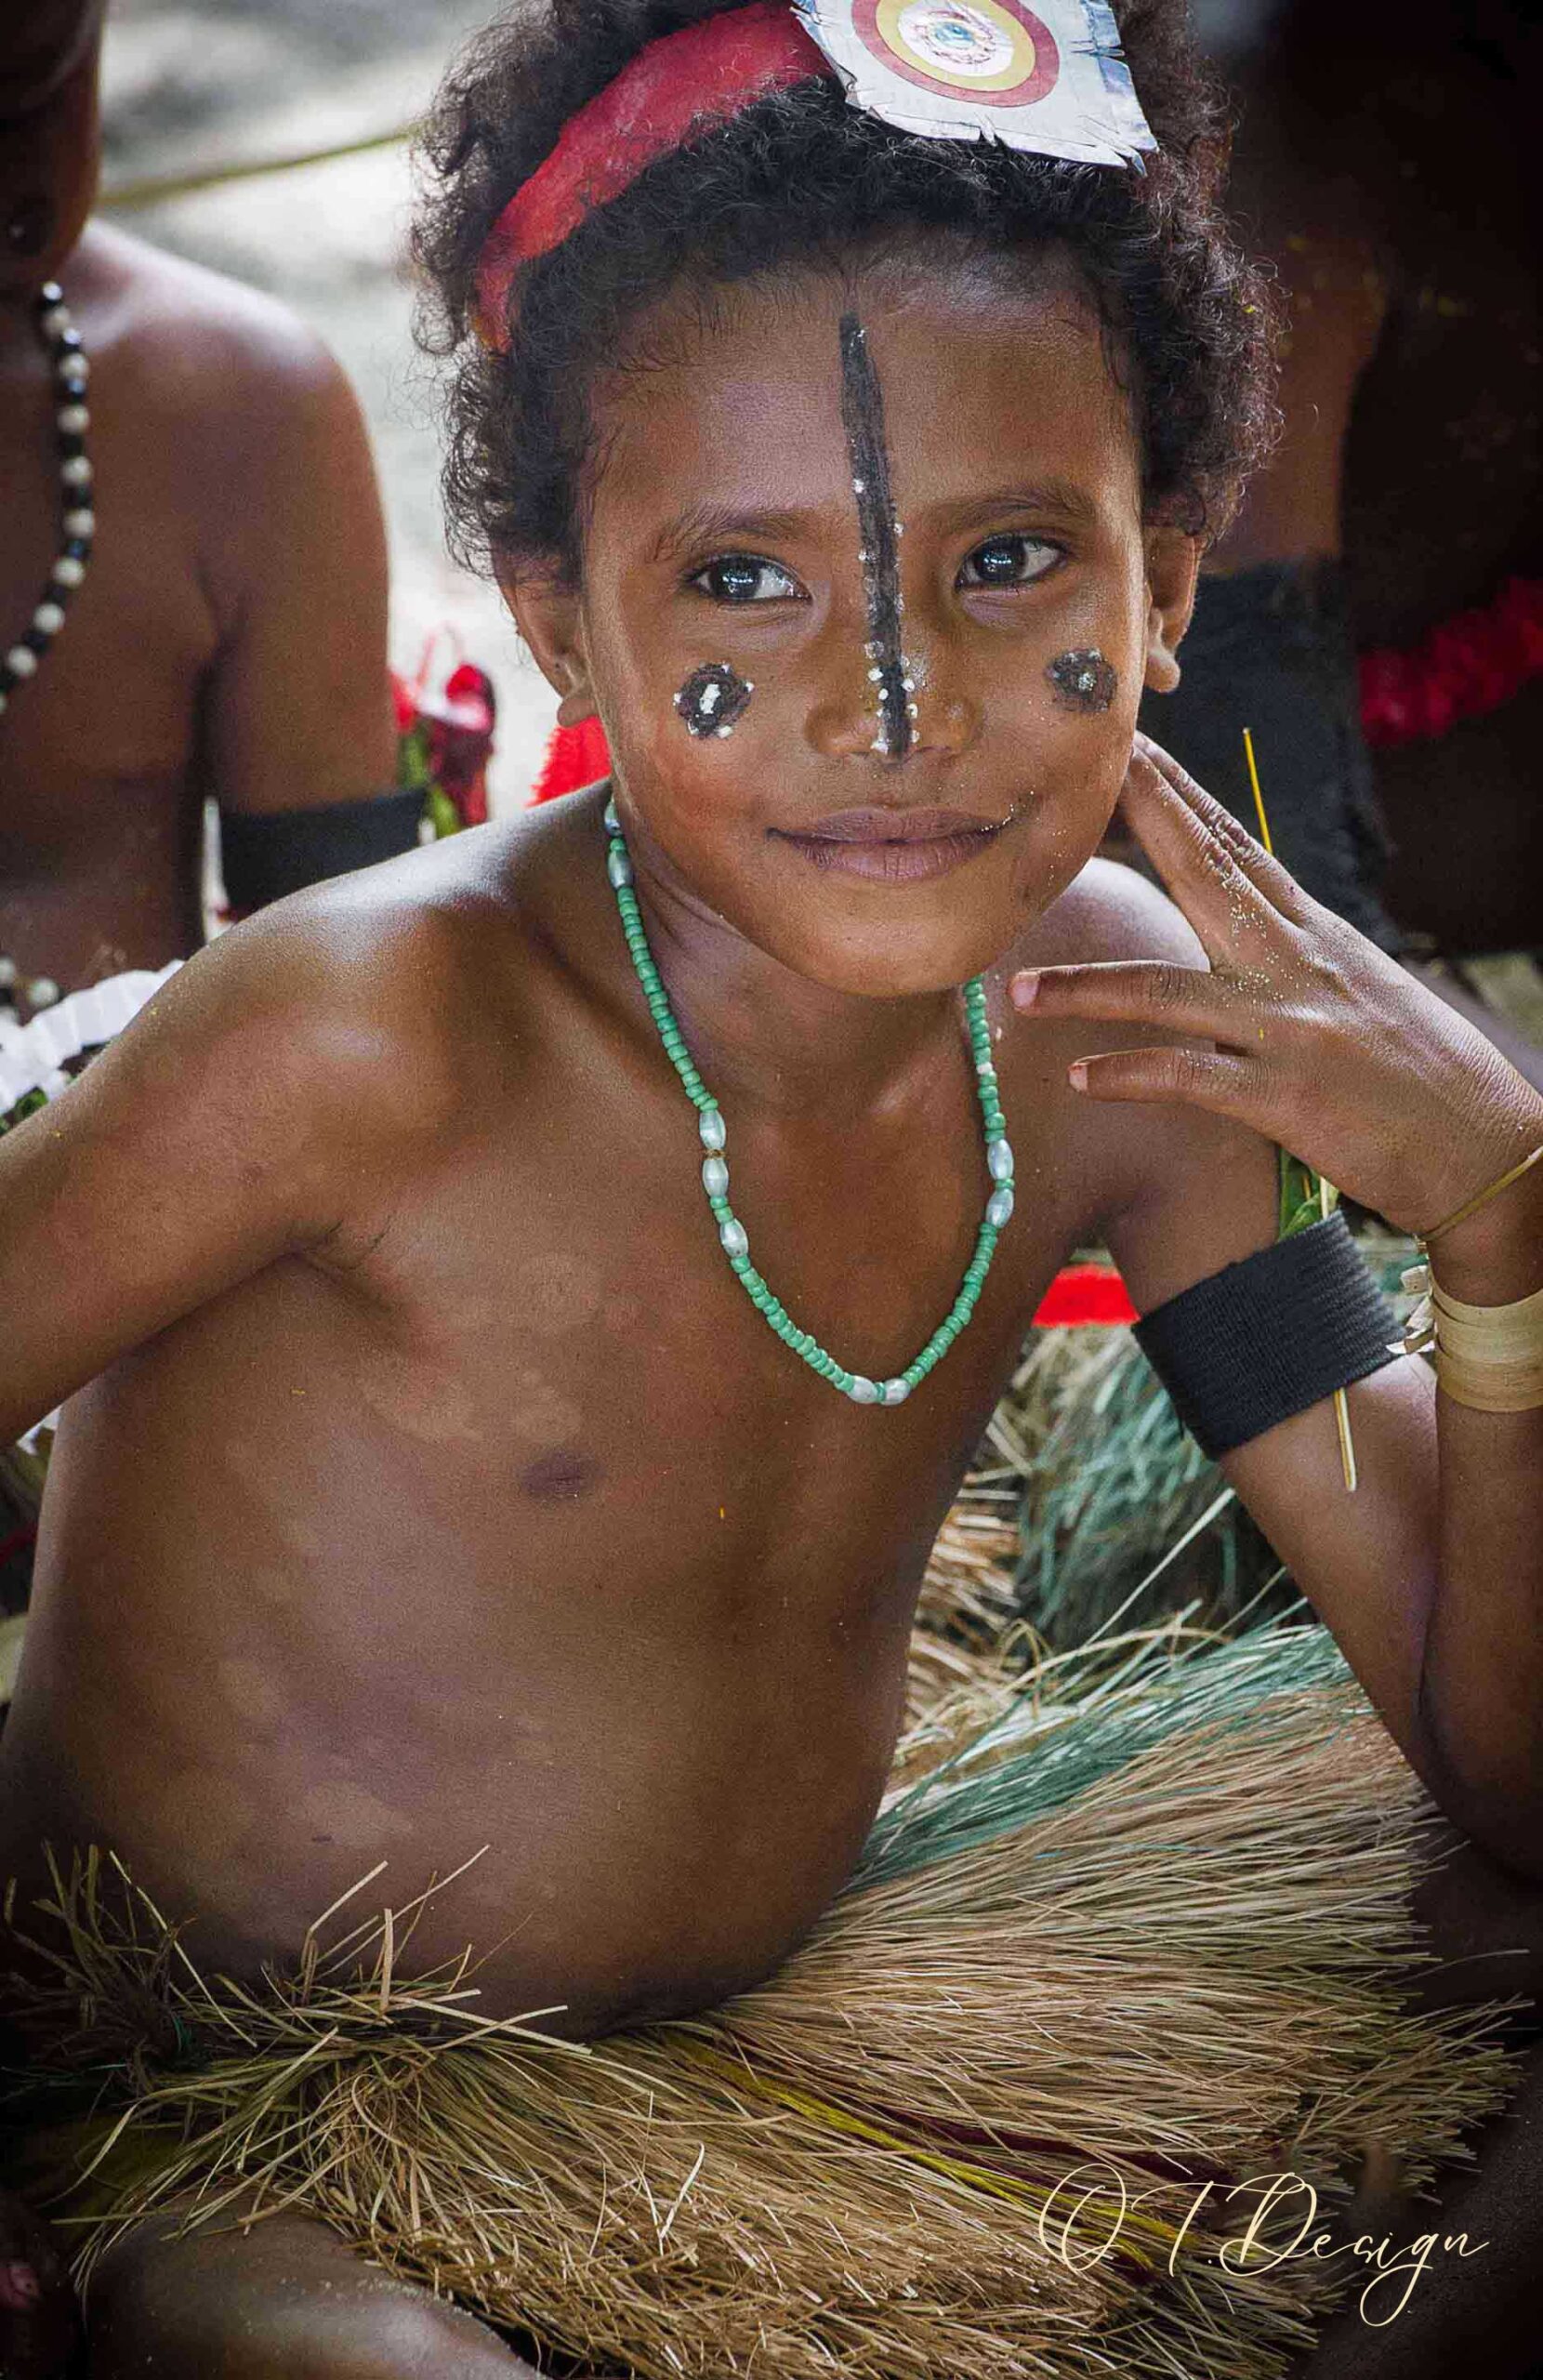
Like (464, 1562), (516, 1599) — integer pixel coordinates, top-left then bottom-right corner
(603, 796), (1014, 1407)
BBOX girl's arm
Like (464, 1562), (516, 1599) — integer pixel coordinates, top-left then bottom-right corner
(1022, 736), (1543, 1878)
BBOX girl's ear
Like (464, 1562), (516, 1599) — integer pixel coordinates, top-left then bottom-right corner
(498, 562), (600, 726)
(1141, 525), (1201, 695)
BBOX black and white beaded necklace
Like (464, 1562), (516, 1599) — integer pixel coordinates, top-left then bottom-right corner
(0, 278), (94, 721)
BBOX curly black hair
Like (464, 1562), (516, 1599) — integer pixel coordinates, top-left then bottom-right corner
(413, 0), (1278, 581)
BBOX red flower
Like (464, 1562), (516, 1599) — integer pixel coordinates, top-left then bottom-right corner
(416, 664), (496, 827)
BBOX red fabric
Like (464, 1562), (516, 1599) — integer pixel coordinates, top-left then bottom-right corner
(1359, 575), (1543, 750)
(533, 714), (612, 803)
(1032, 1263), (1138, 1327)
(475, 2), (830, 343)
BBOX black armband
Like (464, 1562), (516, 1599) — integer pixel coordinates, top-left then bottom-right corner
(1132, 1213), (1398, 1460)
(218, 789), (422, 910)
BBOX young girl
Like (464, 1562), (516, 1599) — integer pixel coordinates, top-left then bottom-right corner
(1, 2), (1541, 2374)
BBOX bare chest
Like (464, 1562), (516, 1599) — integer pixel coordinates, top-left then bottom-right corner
(0, 359), (218, 891)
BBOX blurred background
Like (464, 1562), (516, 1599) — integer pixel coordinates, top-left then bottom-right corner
(100, 0), (557, 812)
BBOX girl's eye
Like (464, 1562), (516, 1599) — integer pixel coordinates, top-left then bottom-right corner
(957, 535), (1061, 589)
(690, 554), (801, 603)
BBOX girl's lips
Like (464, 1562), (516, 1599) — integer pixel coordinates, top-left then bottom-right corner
(793, 806), (997, 843)
(772, 806), (1010, 883)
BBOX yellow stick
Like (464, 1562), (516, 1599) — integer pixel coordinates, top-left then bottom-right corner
(1242, 729), (1357, 1492)
(1241, 727), (1272, 856)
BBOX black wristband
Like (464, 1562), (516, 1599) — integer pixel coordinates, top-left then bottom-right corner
(1132, 1213), (1398, 1460)
(218, 789), (423, 910)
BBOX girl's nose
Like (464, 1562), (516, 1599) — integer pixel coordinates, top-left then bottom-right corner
(805, 645), (982, 763)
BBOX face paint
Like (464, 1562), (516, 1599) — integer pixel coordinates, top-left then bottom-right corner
(675, 660), (754, 739)
(1047, 648), (1118, 712)
(837, 313), (913, 760)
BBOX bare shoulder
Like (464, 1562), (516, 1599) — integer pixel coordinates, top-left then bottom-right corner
(196, 823), (548, 1134)
(86, 220), (353, 414)
(1015, 854), (1205, 972)
(990, 857), (1273, 1265)
(0, 827), (553, 1440)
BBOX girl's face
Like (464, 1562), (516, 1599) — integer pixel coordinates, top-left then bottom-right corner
(515, 260), (1197, 998)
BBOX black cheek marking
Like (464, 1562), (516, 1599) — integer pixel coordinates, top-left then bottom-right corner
(837, 313), (912, 760)
(519, 1448), (603, 1503)
(675, 661), (754, 739)
(1047, 648), (1118, 712)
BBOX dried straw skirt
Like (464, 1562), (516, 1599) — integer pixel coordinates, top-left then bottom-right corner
(3, 1619), (1525, 2380)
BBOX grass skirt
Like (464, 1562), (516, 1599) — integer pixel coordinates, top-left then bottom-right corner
(2, 1617), (1524, 2380)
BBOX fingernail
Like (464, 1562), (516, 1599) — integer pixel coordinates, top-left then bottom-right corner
(1010, 971), (1039, 1008)
(0, 2261), (41, 2308)
(1068, 1061), (1088, 1091)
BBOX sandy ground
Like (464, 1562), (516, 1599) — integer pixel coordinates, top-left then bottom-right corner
(100, 0), (560, 813)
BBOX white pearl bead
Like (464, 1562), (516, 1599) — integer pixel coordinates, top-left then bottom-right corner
(701, 1155), (729, 1198)
(51, 555), (86, 588)
(0, 957), (15, 987)
(719, 1218), (748, 1259)
(56, 403), (88, 434)
(986, 1185), (1015, 1229)
(33, 602), (64, 637)
(57, 354), (88, 385)
(698, 1107), (726, 1151)
(880, 1377), (911, 1406)
(987, 1137), (1014, 1183)
(7, 645), (38, 679)
(602, 800), (621, 833)
(848, 1375), (879, 1405)
(41, 306), (70, 340)
(60, 456), (92, 487)
(64, 509), (94, 538)
(27, 979), (59, 1011)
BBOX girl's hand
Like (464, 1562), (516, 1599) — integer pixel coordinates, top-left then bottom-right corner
(1009, 734), (1543, 1238)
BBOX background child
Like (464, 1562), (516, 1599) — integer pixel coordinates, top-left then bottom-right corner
(0, 0), (413, 1012)
(1, 2), (1541, 2374)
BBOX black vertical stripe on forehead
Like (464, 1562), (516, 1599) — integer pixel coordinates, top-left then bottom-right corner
(837, 312), (912, 761)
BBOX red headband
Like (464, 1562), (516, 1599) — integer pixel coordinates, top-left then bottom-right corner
(474, 2), (832, 347)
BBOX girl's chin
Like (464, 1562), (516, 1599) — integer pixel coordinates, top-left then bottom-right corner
(773, 925), (1026, 1001)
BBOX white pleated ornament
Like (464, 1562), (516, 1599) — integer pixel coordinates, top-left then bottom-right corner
(795, 0), (1155, 168)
